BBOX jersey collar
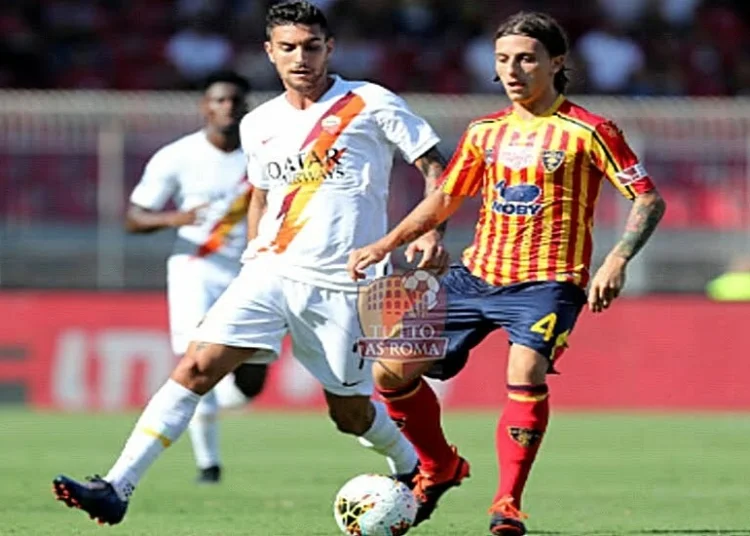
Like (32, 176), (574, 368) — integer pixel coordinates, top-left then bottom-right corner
(508, 94), (566, 126)
(284, 75), (343, 112)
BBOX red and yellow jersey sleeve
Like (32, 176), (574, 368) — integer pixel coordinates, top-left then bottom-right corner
(590, 120), (655, 200)
(439, 126), (487, 197)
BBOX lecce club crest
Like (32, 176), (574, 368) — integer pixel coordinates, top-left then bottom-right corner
(541, 150), (565, 173)
(507, 426), (543, 448)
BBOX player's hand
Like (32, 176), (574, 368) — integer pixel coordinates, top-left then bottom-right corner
(170, 203), (209, 227)
(588, 255), (627, 313)
(404, 230), (449, 274)
(348, 242), (389, 281)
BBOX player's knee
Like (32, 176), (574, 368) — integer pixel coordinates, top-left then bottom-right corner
(507, 345), (549, 385)
(373, 360), (430, 391)
(328, 400), (372, 436)
(172, 344), (224, 394)
(232, 364), (268, 399)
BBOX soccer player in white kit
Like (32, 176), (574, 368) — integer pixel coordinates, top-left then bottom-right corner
(52, 2), (450, 525)
(124, 71), (268, 483)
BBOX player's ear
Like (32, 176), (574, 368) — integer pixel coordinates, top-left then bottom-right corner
(326, 37), (335, 57)
(264, 41), (275, 64)
(551, 54), (565, 74)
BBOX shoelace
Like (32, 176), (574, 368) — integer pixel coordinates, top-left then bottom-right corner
(488, 496), (529, 520)
(411, 447), (464, 501)
(411, 461), (459, 501)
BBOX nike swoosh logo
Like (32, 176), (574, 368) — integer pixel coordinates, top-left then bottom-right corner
(261, 136), (274, 145)
(342, 380), (364, 387)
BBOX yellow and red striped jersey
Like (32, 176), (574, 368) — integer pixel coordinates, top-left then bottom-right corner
(440, 95), (655, 288)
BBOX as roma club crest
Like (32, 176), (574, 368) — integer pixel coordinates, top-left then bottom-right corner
(541, 150), (565, 173)
(355, 270), (449, 362)
(321, 115), (342, 135)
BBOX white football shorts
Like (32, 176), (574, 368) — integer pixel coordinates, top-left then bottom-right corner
(192, 259), (372, 397)
(167, 254), (240, 355)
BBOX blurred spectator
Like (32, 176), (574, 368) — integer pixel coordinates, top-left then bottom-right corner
(0, 0), (747, 94)
(176, 0), (225, 19)
(233, 40), (281, 91)
(660, 0), (702, 26)
(576, 17), (645, 94)
(327, 20), (383, 80)
(463, 19), (498, 93)
(165, 15), (233, 88)
(0, 4), (46, 87)
(393, 0), (439, 40)
(732, 54), (750, 95)
(596, 0), (649, 29)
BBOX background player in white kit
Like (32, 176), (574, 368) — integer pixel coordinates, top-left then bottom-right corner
(124, 71), (268, 484)
(52, 1), (450, 525)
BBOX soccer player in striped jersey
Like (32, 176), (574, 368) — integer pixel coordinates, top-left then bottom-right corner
(348, 11), (666, 535)
(124, 71), (268, 483)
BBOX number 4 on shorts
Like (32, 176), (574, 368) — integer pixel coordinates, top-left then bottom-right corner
(530, 312), (557, 342)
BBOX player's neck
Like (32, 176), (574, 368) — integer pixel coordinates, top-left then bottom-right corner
(511, 90), (561, 121)
(205, 129), (240, 152)
(285, 76), (335, 110)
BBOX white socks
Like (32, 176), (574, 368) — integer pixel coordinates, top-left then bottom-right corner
(105, 379), (200, 501)
(102, 382), (415, 502)
(188, 390), (220, 470)
(358, 401), (418, 474)
(214, 372), (250, 410)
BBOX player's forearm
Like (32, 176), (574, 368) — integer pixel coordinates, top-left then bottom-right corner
(608, 190), (666, 262)
(378, 191), (463, 252)
(247, 210), (264, 240)
(246, 189), (268, 241)
(124, 207), (183, 233)
(414, 146), (448, 236)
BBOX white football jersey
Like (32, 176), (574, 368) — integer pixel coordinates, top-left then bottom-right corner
(240, 75), (440, 291)
(130, 130), (251, 261)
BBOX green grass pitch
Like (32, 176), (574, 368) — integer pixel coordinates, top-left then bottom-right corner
(1, 409), (749, 535)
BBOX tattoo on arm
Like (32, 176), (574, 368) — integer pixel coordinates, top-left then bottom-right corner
(414, 147), (448, 234)
(612, 191), (666, 260)
(415, 147), (447, 194)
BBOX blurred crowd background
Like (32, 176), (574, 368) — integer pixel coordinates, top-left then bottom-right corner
(1, 0), (749, 95)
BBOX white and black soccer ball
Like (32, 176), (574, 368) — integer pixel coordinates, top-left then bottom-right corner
(333, 474), (417, 536)
(401, 269), (440, 312)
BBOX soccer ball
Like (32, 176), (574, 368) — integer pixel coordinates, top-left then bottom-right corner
(333, 474), (417, 536)
(401, 269), (440, 313)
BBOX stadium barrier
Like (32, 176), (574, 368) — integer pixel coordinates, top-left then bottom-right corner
(0, 292), (747, 411)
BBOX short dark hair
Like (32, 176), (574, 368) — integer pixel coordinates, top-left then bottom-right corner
(201, 70), (251, 94)
(495, 11), (570, 93)
(266, 1), (331, 39)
